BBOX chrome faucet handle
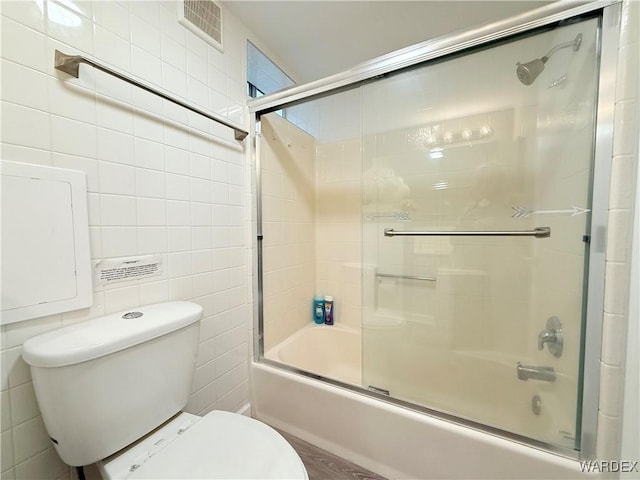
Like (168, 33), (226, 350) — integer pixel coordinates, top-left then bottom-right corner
(538, 316), (563, 358)
(538, 330), (556, 350)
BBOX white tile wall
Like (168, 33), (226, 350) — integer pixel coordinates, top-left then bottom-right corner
(260, 115), (316, 351)
(598, 0), (640, 462)
(315, 137), (363, 331)
(0, 1), (255, 478)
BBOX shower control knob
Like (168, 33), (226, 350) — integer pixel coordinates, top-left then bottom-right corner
(537, 316), (563, 358)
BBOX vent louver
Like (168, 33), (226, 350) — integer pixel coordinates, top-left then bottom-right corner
(178, 0), (223, 52)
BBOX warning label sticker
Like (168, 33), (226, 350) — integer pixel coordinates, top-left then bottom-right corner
(94, 255), (162, 285)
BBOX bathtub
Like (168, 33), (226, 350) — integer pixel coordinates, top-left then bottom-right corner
(254, 323), (590, 479)
(265, 323), (362, 385)
(264, 321), (576, 448)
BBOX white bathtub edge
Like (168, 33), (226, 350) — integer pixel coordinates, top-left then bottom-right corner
(251, 362), (601, 480)
(251, 362), (408, 479)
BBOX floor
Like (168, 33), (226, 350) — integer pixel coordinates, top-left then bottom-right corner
(276, 428), (388, 480)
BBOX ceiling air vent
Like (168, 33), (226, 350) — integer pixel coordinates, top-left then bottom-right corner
(177, 0), (223, 52)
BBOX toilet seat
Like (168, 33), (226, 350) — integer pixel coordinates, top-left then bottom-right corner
(99, 411), (308, 479)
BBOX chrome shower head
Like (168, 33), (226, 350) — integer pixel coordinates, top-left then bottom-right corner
(516, 58), (546, 86)
(516, 33), (582, 86)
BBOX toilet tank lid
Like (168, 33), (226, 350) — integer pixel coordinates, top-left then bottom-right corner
(21, 301), (203, 368)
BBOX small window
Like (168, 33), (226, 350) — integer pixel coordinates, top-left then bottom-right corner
(247, 41), (295, 98)
(247, 82), (266, 99)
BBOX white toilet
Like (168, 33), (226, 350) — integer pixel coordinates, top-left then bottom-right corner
(21, 301), (308, 479)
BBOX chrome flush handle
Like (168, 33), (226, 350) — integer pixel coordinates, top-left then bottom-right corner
(538, 316), (563, 358)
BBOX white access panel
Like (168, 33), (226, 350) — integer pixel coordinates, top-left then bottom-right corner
(1, 161), (92, 324)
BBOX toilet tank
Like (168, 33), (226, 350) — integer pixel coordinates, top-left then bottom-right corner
(21, 301), (203, 467)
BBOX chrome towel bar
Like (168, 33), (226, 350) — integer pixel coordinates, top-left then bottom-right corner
(54, 50), (249, 141)
(376, 273), (436, 282)
(384, 226), (551, 238)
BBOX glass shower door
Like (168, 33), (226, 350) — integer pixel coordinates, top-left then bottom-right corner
(360, 16), (600, 449)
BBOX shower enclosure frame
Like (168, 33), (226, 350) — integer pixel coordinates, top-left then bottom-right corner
(249, 0), (621, 461)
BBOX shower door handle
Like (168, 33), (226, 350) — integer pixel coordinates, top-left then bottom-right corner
(384, 227), (551, 238)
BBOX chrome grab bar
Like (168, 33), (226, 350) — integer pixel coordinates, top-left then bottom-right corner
(516, 362), (556, 382)
(384, 226), (551, 238)
(54, 50), (249, 141)
(376, 273), (436, 282)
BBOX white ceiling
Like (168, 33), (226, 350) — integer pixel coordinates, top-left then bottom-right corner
(223, 1), (552, 84)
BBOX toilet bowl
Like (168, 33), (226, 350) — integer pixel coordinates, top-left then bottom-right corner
(21, 301), (307, 479)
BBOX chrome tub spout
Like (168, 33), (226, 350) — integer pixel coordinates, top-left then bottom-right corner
(516, 362), (556, 382)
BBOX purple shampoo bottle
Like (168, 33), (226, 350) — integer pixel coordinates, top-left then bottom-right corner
(324, 296), (334, 325)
